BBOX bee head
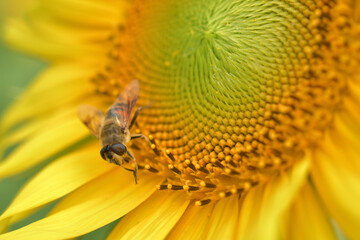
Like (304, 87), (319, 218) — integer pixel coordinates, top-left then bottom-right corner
(100, 144), (127, 160)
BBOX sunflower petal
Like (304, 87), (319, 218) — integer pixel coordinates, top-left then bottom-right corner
(0, 107), (74, 153)
(166, 201), (214, 240)
(0, 170), (162, 240)
(0, 143), (112, 221)
(0, 117), (88, 178)
(0, 218), (9, 234)
(39, 0), (124, 28)
(22, 63), (94, 95)
(25, 10), (113, 44)
(330, 113), (360, 171)
(107, 191), (189, 240)
(0, 63), (95, 132)
(0, 119), (44, 154)
(4, 0), (129, 62)
(7, 208), (40, 227)
(4, 18), (106, 62)
(311, 121), (360, 240)
(204, 195), (239, 239)
(282, 183), (336, 240)
(237, 158), (309, 240)
(0, 207), (47, 235)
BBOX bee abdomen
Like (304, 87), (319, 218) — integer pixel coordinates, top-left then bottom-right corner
(101, 121), (119, 135)
(100, 121), (125, 146)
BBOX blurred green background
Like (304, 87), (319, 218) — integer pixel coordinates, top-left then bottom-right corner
(0, 40), (45, 115)
(0, 0), (46, 113)
(0, 32), (46, 222)
(0, 0), (44, 221)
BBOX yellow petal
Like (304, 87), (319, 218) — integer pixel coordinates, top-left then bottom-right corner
(0, 207), (45, 234)
(282, 183), (336, 240)
(204, 195), (239, 240)
(22, 63), (94, 95)
(0, 143), (112, 221)
(1, 107), (83, 157)
(0, 118), (44, 154)
(7, 208), (39, 226)
(0, 0), (32, 20)
(39, 0), (125, 28)
(0, 63), (94, 132)
(25, 10), (113, 45)
(0, 116), (89, 178)
(237, 158), (309, 240)
(341, 97), (360, 137)
(0, 107), (74, 155)
(340, 96), (360, 125)
(311, 130), (360, 240)
(329, 113), (360, 171)
(0, 170), (162, 240)
(3, 18), (105, 62)
(166, 201), (214, 240)
(107, 191), (189, 240)
(4, 0), (129, 62)
(0, 218), (9, 234)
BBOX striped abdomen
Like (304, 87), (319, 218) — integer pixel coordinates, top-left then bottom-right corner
(99, 118), (130, 147)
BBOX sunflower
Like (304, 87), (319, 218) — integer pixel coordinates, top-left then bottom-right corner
(0, 0), (360, 239)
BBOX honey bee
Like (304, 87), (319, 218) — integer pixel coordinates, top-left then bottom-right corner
(78, 79), (148, 184)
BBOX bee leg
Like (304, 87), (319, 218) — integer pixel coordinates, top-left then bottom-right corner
(129, 107), (143, 130)
(129, 103), (151, 130)
(132, 134), (161, 156)
(123, 167), (137, 184)
(131, 134), (151, 148)
(126, 150), (138, 184)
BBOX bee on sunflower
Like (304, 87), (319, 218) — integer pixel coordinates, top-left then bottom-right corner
(0, 0), (359, 239)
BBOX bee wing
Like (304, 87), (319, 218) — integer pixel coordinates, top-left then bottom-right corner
(78, 104), (104, 138)
(110, 79), (140, 129)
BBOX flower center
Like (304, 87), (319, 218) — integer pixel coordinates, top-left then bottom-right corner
(93, 0), (357, 204)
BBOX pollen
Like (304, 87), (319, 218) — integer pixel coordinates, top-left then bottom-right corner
(92, 0), (359, 203)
